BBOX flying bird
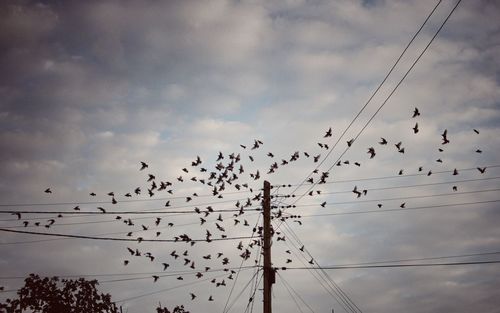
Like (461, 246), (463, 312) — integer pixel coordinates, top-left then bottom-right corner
(379, 138), (388, 145)
(412, 107), (420, 118)
(324, 127), (332, 138)
(367, 147), (376, 159)
(44, 188), (52, 194)
(412, 123), (419, 134)
(140, 162), (148, 170)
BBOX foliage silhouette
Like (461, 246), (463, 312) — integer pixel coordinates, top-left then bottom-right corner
(0, 274), (119, 313)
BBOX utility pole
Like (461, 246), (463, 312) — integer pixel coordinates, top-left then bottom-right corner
(263, 180), (274, 313)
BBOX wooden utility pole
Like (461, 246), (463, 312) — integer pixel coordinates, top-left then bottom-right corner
(263, 180), (274, 313)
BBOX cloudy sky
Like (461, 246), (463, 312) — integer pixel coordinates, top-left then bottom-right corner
(1, 0), (500, 312)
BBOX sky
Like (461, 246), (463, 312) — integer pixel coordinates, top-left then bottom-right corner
(0, 0), (500, 312)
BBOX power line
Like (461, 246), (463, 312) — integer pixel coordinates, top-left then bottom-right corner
(298, 199), (500, 217)
(288, 251), (500, 268)
(289, 188), (500, 208)
(115, 268), (254, 304)
(279, 220), (362, 313)
(276, 165), (500, 189)
(287, 0), (444, 197)
(0, 208), (260, 215)
(0, 190), (252, 207)
(290, 0), (463, 206)
(0, 266), (260, 281)
(277, 270), (315, 313)
(0, 228), (257, 243)
(271, 216), (359, 313)
(283, 260), (500, 270)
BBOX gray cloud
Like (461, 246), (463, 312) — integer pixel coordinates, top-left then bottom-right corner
(0, 0), (499, 312)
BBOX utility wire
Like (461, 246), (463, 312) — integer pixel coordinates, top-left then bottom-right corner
(271, 219), (359, 313)
(277, 270), (316, 313)
(280, 250), (500, 268)
(0, 228), (257, 243)
(288, 188), (500, 208)
(280, 220), (362, 313)
(0, 208), (260, 215)
(0, 266), (261, 281)
(0, 190), (252, 207)
(222, 213), (263, 313)
(115, 268), (253, 303)
(287, 0), (444, 196)
(284, 260), (500, 270)
(277, 165), (500, 189)
(291, 0), (463, 206)
(299, 199), (500, 217)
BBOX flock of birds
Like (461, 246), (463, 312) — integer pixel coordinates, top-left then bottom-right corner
(4, 106), (489, 312)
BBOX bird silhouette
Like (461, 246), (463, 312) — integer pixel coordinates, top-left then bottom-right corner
(324, 127), (332, 138)
(379, 138), (388, 145)
(413, 123), (419, 134)
(477, 167), (486, 174)
(367, 147), (375, 159)
(473, 129), (479, 134)
(44, 188), (52, 194)
(152, 275), (159, 282)
(140, 162), (148, 170)
(441, 129), (450, 144)
(412, 107), (420, 118)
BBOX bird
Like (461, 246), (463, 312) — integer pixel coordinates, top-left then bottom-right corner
(208, 296), (214, 301)
(324, 127), (332, 138)
(152, 275), (159, 282)
(452, 186), (458, 191)
(477, 167), (486, 174)
(313, 154), (321, 163)
(379, 138), (388, 145)
(124, 260), (129, 266)
(97, 207), (106, 213)
(73, 206), (80, 211)
(89, 192), (96, 196)
(476, 149), (482, 153)
(44, 188), (52, 194)
(367, 147), (376, 159)
(400, 202), (406, 208)
(140, 162), (148, 170)
(162, 263), (169, 270)
(12, 212), (21, 220)
(190, 293), (196, 300)
(473, 129), (479, 134)
(453, 168), (458, 175)
(412, 107), (420, 118)
(441, 129), (450, 144)
(412, 123), (419, 134)
(347, 139), (354, 147)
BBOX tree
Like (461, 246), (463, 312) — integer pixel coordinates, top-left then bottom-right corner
(0, 274), (119, 313)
